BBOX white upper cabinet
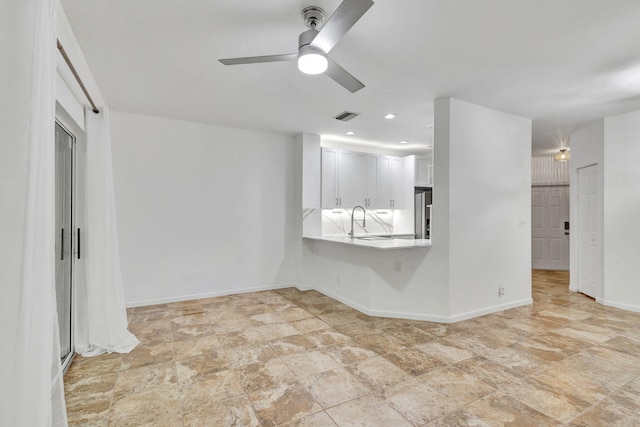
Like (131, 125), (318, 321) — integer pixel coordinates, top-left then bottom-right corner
(365, 154), (378, 208)
(321, 148), (358, 208)
(389, 156), (403, 208)
(415, 151), (433, 187)
(322, 148), (404, 210)
(321, 148), (340, 208)
(377, 155), (403, 209)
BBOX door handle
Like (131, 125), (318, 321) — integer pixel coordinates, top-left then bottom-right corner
(564, 232), (570, 236)
(60, 228), (64, 260)
(77, 228), (81, 259)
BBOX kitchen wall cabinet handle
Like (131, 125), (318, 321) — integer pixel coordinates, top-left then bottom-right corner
(60, 228), (64, 260)
(77, 228), (81, 259)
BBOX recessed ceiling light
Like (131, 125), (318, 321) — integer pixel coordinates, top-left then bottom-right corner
(384, 113), (396, 119)
(346, 131), (355, 135)
(399, 140), (408, 144)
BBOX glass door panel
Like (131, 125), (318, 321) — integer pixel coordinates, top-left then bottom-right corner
(55, 122), (73, 363)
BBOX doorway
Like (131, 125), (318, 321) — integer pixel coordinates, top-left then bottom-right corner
(55, 121), (79, 370)
(577, 164), (599, 299)
(532, 185), (570, 270)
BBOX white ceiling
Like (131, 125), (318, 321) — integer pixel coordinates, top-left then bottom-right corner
(61, 0), (640, 155)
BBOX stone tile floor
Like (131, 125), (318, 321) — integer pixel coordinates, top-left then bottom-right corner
(64, 270), (640, 426)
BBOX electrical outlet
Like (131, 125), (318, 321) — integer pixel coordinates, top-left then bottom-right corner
(498, 286), (505, 297)
(394, 260), (402, 272)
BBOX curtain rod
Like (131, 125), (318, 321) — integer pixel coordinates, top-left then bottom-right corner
(56, 39), (99, 114)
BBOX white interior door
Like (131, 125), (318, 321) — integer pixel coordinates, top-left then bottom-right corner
(578, 164), (599, 299)
(531, 186), (570, 270)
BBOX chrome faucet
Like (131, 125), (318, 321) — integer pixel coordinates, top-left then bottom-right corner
(349, 205), (366, 239)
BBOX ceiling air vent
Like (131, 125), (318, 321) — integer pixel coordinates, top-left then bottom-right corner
(333, 111), (360, 122)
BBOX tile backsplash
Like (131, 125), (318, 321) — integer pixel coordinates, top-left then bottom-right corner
(321, 209), (394, 236)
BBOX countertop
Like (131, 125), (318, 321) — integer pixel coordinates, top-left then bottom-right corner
(303, 235), (432, 250)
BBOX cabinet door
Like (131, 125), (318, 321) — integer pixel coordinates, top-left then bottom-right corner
(365, 154), (378, 208)
(389, 156), (403, 208)
(321, 148), (339, 208)
(415, 156), (430, 186)
(337, 150), (354, 208)
(350, 152), (366, 208)
(377, 155), (391, 209)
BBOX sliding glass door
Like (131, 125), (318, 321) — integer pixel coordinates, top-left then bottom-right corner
(55, 121), (75, 368)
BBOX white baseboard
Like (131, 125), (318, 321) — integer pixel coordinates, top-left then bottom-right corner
(597, 298), (640, 313)
(446, 298), (533, 323)
(294, 283), (532, 323)
(126, 283), (296, 308)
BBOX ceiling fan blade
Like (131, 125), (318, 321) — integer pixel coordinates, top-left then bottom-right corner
(310, 0), (373, 54)
(326, 57), (365, 93)
(219, 53), (298, 65)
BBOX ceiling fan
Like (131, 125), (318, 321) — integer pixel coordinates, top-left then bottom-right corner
(218, 0), (374, 93)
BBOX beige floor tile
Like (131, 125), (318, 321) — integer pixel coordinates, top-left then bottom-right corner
(254, 322), (301, 340)
(65, 271), (640, 426)
(267, 334), (317, 356)
(291, 317), (332, 334)
(385, 379), (461, 425)
(481, 346), (547, 375)
(307, 328), (354, 347)
(432, 392), (560, 427)
(570, 397), (640, 426)
(217, 328), (264, 348)
(172, 322), (217, 341)
(327, 395), (412, 427)
(353, 331), (407, 355)
(323, 343), (378, 366)
(182, 396), (260, 427)
(120, 342), (174, 370)
(348, 356), (411, 394)
(280, 349), (342, 378)
(227, 342), (278, 368)
(384, 347), (446, 376)
(499, 376), (592, 423)
(415, 340), (475, 364)
(416, 366), (495, 406)
(173, 334), (221, 360)
(64, 372), (116, 405)
(113, 361), (176, 395)
(110, 383), (181, 426)
(128, 318), (173, 345)
(234, 359), (296, 393)
(455, 356), (523, 388)
(248, 382), (323, 427)
(282, 410), (337, 426)
(300, 367), (371, 408)
(179, 369), (243, 413)
(176, 349), (231, 383)
(380, 324), (436, 345)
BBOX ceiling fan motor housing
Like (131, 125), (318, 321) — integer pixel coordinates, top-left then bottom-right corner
(302, 6), (325, 29)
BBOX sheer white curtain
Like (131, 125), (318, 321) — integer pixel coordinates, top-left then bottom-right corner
(0, 0), (67, 426)
(75, 106), (139, 356)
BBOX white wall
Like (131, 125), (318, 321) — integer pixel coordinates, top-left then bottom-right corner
(109, 112), (298, 306)
(602, 111), (640, 310)
(441, 98), (533, 317)
(569, 120), (604, 294)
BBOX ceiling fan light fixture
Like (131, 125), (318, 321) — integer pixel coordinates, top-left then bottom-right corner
(554, 148), (571, 162)
(298, 46), (327, 75)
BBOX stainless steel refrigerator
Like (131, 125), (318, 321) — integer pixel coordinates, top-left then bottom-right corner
(415, 188), (432, 239)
